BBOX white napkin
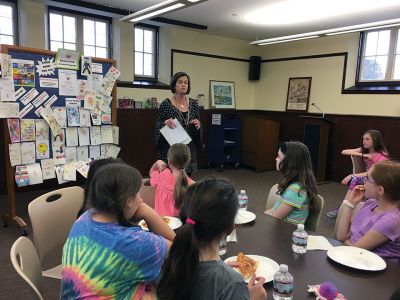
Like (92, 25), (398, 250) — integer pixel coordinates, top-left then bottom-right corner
(227, 229), (237, 243)
(307, 235), (334, 251)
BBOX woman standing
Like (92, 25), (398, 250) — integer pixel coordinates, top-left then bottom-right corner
(155, 72), (202, 175)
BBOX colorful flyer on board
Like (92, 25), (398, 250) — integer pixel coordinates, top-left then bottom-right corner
(76, 80), (88, 100)
(101, 113), (112, 124)
(59, 69), (78, 96)
(21, 141), (36, 164)
(44, 95), (58, 107)
(18, 103), (34, 118)
(9, 143), (21, 166)
(105, 144), (121, 159)
(36, 57), (55, 76)
(90, 112), (101, 125)
(90, 126), (102, 145)
(53, 107), (67, 128)
(65, 146), (77, 162)
(84, 91), (97, 111)
(12, 59), (35, 87)
(89, 145), (101, 159)
(99, 77), (115, 96)
(63, 162), (77, 181)
(52, 141), (66, 165)
(15, 87), (26, 100)
(0, 53), (13, 79)
(0, 78), (16, 102)
(32, 91), (49, 107)
(35, 119), (50, 159)
(41, 158), (56, 180)
(40, 106), (63, 136)
(54, 165), (69, 184)
(76, 160), (89, 178)
(81, 56), (92, 76)
(76, 145), (88, 162)
(39, 77), (58, 88)
(66, 127), (79, 146)
(7, 119), (20, 143)
(20, 119), (36, 142)
(20, 88), (39, 106)
(78, 127), (90, 146)
(91, 63), (102, 74)
(0, 102), (19, 118)
(79, 108), (91, 127)
(26, 163), (44, 185)
(15, 165), (29, 187)
(101, 125), (113, 144)
(67, 107), (80, 126)
(98, 94), (112, 113)
(55, 49), (80, 70)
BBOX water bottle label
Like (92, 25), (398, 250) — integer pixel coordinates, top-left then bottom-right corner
(292, 235), (307, 247)
(273, 281), (294, 296)
(238, 195), (248, 209)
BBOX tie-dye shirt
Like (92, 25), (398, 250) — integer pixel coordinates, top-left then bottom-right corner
(60, 209), (167, 299)
(271, 183), (309, 225)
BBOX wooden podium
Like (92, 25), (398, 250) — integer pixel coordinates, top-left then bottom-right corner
(301, 116), (333, 182)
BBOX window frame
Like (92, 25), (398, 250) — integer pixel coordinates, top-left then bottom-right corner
(0, 0), (18, 45)
(47, 6), (112, 59)
(356, 27), (400, 86)
(134, 23), (159, 82)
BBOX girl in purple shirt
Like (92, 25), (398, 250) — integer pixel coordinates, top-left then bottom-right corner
(336, 160), (400, 262)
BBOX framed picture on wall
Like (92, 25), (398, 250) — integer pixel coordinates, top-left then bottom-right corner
(286, 77), (312, 112)
(210, 80), (236, 109)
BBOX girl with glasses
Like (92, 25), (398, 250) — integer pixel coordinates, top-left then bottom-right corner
(336, 160), (400, 262)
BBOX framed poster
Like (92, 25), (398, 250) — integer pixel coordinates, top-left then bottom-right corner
(210, 80), (235, 109)
(286, 77), (312, 112)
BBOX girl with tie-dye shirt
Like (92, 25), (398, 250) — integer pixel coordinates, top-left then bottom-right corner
(61, 163), (175, 299)
(265, 141), (318, 225)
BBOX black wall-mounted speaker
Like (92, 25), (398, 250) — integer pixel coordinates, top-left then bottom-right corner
(248, 56), (261, 81)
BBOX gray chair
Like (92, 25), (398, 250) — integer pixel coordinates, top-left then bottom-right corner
(351, 155), (366, 174)
(140, 178), (156, 209)
(28, 186), (84, 279)
(305, 194), (324, 232)
(265, 183), (279, 212)
(10, 236), (44, 300)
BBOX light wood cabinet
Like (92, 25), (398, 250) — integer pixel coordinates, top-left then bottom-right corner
(240, 116), (280, 172)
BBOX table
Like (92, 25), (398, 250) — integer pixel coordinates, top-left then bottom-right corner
(226, 213), (400, 300)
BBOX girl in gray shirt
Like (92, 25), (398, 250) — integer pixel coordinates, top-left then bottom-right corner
(157, 177), (267, 300)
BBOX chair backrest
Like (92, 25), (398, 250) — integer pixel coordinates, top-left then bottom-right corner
(334, 202), (364, 239)
(140, 178), (156, 209)
(10, 237), (44, 300)
(305, 194), (324, 232)
(351, 155), (366, 174)
(265, 184), (279, 211)
(28, 186), (84, 264)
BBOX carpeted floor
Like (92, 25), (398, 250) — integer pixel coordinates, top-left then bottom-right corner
(0, 167), (347, 299)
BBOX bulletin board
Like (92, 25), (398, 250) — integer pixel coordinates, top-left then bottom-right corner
(0, 45), (118, 235)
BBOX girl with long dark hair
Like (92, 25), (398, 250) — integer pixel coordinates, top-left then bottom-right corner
(61, 163), (175, 299)
(157, 177), (267, 300)
(265, 141), (318, 225)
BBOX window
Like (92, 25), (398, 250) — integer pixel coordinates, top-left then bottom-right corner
(359, 27), (400, 82)
(49, 13), (77, 51)
(135, 25), (158, 80)
(48, 9), (110, 58)
(83, 19), (108, 58)
(0, 1), (16, 45)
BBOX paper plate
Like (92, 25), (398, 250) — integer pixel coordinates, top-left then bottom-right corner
(327, 246), (386, 271)
(235, 210), (256, 224)
(225, 254), (279, 283)
(139, 216), (182, 231)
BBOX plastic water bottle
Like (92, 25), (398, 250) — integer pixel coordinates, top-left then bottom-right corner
(238, 190), (248, 210)
(273, 264), (294, 300)
(292, 224), (308, 254)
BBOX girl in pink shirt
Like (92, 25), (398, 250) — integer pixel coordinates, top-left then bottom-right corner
(327, 129), (389, 219)
(150, 143), (194, 217)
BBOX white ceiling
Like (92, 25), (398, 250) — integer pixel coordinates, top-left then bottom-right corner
(82, 0), (400, 42)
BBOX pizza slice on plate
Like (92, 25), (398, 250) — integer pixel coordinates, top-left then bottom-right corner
(236, 252), (259, 280)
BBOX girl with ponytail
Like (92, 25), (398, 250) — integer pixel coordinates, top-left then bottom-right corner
(157, 177), (267, 300)
(150, 143), (195, 216)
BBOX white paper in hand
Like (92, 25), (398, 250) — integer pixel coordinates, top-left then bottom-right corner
(160, 119), (192, 146)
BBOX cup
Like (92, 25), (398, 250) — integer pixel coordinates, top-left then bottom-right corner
(219, 235), (227, 256)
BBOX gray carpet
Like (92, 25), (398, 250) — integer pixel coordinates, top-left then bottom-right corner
(0, 167), (347, 299)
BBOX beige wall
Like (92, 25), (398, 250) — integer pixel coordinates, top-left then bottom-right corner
(255, 34), (400, 117)
(15, 0), (400, 116)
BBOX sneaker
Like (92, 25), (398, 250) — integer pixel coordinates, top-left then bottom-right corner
(326, 208), (339, 219)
